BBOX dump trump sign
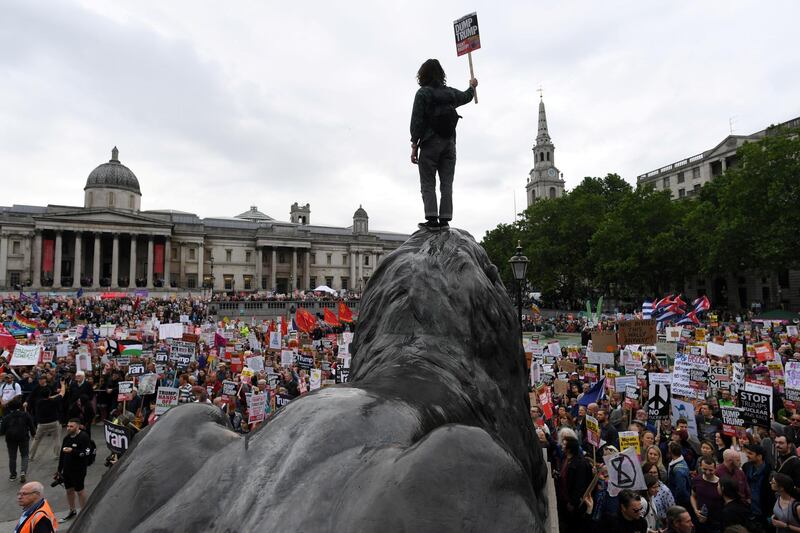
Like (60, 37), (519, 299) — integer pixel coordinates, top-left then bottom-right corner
(453, 12), (480, 56)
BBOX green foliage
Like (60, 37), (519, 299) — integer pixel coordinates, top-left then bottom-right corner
(480, 127), (800, 307)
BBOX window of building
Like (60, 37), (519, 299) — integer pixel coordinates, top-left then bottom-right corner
(278, 252), (285, 264)
(12, 241), (20, 255)
(205, 248), (212, 261)
(129, 196), (135, 209)
(245, 251), (252, 263)
(692, 167), (700, 179)
(187, 275), (197, 289)
(539, 152), (544, 162)
(87, 191), (93, 207)
(226, 249), (232, 262)
(364, 255), (370, 266)
(171, 247), (178, 261)
(549, 187), (556, 199)
(341, 277), (348, 290)
(546, 152), (550, 161)
(325, 276), (334, 287)
(662, 176), (670, 188)
(108, 192), (115, 206)
(326, 254), (332, 265)
(189, 248), (196, 261)
(342, 254), (348, 265)
(244, 275), (252, 290)
(678, 188), (685, 198)
(677, 172), (685, 184)
(694, 184), (701, 193)
(309, 277), (316, 289)
(224, 275), (233, 290)
(10, 272), (20, 286)
(310, 253), (316, 265)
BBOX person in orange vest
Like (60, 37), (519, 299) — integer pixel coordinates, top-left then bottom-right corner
(15, 480), (57, 533)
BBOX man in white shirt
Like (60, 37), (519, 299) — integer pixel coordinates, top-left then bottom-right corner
(1, 373), (22, 414)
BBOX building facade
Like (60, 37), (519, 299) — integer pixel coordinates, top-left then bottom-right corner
(0, 148), (409, 293)
(636, 116), (800, 311)
(526, 96), (565, 205)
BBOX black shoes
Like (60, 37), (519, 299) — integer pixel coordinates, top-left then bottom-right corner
(9, 474), (16, 481)
(62, 510), (78, 521)
(417, 219), (451, 231)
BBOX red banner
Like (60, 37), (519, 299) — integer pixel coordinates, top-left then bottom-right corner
(42, 239), (55, 272)
(153, 244), (164, 274)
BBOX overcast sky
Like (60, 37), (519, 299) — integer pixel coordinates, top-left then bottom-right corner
(2, 1), (798, 242)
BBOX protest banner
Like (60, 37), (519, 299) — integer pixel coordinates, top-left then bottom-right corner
(604, 447), (647, 497)
(624, 384), (639, 410)
(731, 363), (745, 394)
(585, 415), (601, 448)
(310, 368), (322, 391)
(615, 375), (637, 394)
(155, 387), (179, 416)
(738, 390), (770, 427)
(222, 380), (238, 397)
(723, 342), (744, 357)
(104, 420), (133, 454)
(155, 350), (169, 364)
(296, 353), (314, 370)
(248, 394), (267, 424)
(453, 12), (480, 103)
(619, 431), (641, 455)
(280, 350), (294, 367)
(275, 393), (292, 408)
(10, 344), (40, 366)
(618, 320), (657, 346)
(672, 398), (699, 438)
(118, 381), (134, 402)
(537, 384), (553, 419)
(647, 383), (671, 421)
(138, 373), (158, 395)
(129, 364), (145, 376)
(720, 406), (746, 436)
(786, 361), (800, 389)
(665, 327), (682, 342)
(754, 341), (775, 362)
(591, 331), (618, 353)
(706, 342), (726, 358)
(584, 364), (598, 383)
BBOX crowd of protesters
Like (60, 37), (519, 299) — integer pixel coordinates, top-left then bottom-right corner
(534, 311), (800, 533)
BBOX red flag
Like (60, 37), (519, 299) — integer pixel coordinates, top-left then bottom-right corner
(338, 301), (353, 323)
(295, 308), (316, 333)
(281, 316), (288, 337)
(324, 308), (340, 326)
(268, 320), (276, 333)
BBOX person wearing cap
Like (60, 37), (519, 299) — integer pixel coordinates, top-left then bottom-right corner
(1, 372), (22, 415)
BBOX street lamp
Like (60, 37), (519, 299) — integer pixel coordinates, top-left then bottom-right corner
(508, 241), (529, 343)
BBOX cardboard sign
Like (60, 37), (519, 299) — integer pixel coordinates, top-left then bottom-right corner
(588, 351), (614, 365)
(647, 383), (671, 420)
(117, 381), (134, 402)
(591, 331), (618, 353)
(155, 386), (179, 416)
(665, 327), (682, 342)
(618, 320), (657, 346)
(453, 12), (481, 56)
(738, 390), (771, 427)
(553, 379), (569, 396)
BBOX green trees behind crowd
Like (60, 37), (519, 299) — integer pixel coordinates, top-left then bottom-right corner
(481, 126), (800, 309)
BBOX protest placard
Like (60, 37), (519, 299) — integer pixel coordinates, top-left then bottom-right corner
(248, 394), (267, 424)
(246, 355), (264, 372)
(591, 331), (618, 353)
(296, 353), (314, 370)
(118, 381), (134, 402)
(155, 350), (169, 364)
(553, 379), (568, 396)
(280, 350), (294, 367)
(155, 387), (179, 416)
(649, 373), (673, 386)
(104, 420), (132, 454)
(585, 415), (601, 447)
(618, 320), (657, 346)
(665, 327), (682, 342)
(138, 373), (158, 395)
(672, 398), (699, 438)
(720, 406), (746, 436)
(275, 393), (292, 408)
(754, 341), (774, 362)
(269, 331), (281, 350)
(706, 342), (726, 358)
(588, 351), (614, 365)
(10, 344), (40, 366)
(310, 368), (322, 391)
(537, 384), (553, 419)
(453, 12), (481, 56)
(129, 364), (145, 376)
(176, 355), (191, 370)
(619, 431), (641, 454)
(615, 375), (637, 393)
(604, 447), (647, 497)
(647, 383), (671, 420)
(547, 341), (561, 359)
(738, 390), (770, 427)
(786, 361), (800, 389)
(222, 380), (238, 397)
(723, 342), (744, 357)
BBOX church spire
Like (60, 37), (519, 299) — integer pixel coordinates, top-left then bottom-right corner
(536, 98), (551, 144)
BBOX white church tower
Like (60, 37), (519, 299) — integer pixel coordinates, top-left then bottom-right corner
(526, 95), (565, 205)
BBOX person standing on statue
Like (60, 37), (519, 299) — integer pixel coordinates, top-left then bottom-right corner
(409, 58), (477, 231)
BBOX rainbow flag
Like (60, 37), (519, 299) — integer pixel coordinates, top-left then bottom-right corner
(12, 315), (38, 332)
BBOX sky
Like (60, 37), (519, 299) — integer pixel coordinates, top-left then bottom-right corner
(2, 1), (798, 242)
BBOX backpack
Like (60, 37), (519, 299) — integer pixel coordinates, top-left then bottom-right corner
(1, 411), (30, 441)
(426, 87), (461, 139)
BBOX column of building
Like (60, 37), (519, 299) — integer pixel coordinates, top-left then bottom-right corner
(111, 233), (120, 288)
(129, 236), (137, 288)
(32, 230), (42, 287)
(72, 232), (82, 288)
(53, 231), (63, 288)
(303, 250), (310, 291)
(271, 248), (277, 292)
(197, 244), (204, 288)
(291, 248), (298, 291)
(163, 237), (171, 288)
(349, 251), (356, 292)
(179, 242), (186, 288)
(0, 233), (8, 288)
(255, 247), (263, 291)
(92, 233), (101, 288)
(146, 236), (154, 288)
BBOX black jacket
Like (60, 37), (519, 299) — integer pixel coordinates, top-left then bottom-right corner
(58, 430), (92, 472)
(777, 453), (800, 488)
(720, 499), (751, 530)
(0, 409), (35, 442)
(743, 460), (774, 518)
(565, 454), (593, 510)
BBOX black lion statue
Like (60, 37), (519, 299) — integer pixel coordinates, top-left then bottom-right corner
(73, 228), (548, 532)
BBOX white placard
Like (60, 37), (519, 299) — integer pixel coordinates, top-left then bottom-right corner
(723, 342), (744, 357)
(706, 342), (726, 358)
(310, 368), (322, 391)
(280, 350), (294, 367)
(246, 355), (264, 372)
(649, 373), (673, 386)
(588, 351), (614, 365)
(269, 331), (281, 350)
(671, 397), (698, 438)
(10, 344), (40, 366)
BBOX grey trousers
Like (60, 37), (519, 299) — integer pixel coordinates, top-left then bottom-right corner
(418, 135), (456, 220)
(29, 420), (60, 460)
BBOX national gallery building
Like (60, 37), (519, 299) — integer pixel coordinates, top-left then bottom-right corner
(0, 148), (408, 294)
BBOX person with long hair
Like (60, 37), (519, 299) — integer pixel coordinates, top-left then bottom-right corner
(771, 472), (800, 532)
(643, 444), (668, 482)
(409, 59), (478, 230)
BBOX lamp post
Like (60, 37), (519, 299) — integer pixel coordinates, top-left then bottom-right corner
(508, 241), (530, 343)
